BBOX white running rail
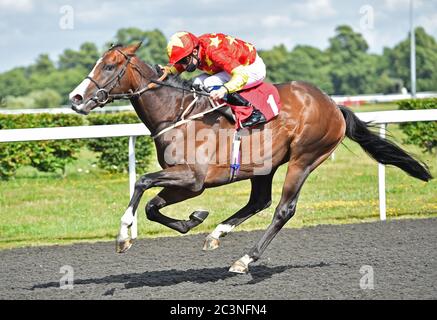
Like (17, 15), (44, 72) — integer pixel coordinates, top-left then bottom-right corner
(1, 91), (436, 115)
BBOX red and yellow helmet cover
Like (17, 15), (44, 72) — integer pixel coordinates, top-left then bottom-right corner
(167, 31), (199, 64)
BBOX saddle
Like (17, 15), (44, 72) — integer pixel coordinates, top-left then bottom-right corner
(222, 82), (281, 129)
(190, 79), (281, 129)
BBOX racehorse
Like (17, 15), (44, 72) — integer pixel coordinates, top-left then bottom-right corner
(69, 43), (432, 273)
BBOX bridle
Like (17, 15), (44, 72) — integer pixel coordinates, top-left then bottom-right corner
(82, 48), (225, 140)
(85, 48), (167, 106)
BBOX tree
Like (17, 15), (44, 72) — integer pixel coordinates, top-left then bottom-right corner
(0, 25), (436, 109)
(28, 89), (62, 108)
(289, 45), (333, 93)
(3, 95), (34, 109)
(109, 28), (168, 65)
(58, 42), (100, 70)
(32, 54), (55, 73)
(327, 25), (391, 94)
(0, 67), (31, 99)
(3, 89), (62, 109)
(141, 29), (168, 65)
(384, 27), (437, 92)
(328, 25), (368, 57)
(42, 68), (88, 105)
(259, 44), (292, 84)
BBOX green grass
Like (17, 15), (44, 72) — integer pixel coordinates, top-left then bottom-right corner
(348, 102), (399, 112)
(0, 104), (436, 249)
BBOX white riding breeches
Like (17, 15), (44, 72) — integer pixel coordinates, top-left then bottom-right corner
(193, 54), (266, 91)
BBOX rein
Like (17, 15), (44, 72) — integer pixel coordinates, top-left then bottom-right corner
(144, 79), (229, 139)
(151, 95), (226, 140)
(87, 50), (226, 139)
(149, 80), (211, 96)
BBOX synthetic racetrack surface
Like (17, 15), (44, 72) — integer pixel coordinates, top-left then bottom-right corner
(0, 218), (436, 299)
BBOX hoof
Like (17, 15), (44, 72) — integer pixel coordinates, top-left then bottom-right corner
(116, 237), (133, 253)
(229, 259), (249, 274)
(203, 235), (220, 251)
(190, 210), (209, 223)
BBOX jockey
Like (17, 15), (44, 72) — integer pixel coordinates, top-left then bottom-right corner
(163, 31), (267, 128)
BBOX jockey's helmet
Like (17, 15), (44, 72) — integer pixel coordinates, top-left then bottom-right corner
(167, 32), (199, 64)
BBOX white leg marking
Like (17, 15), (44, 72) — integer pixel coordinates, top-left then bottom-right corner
(119, 207), (134, 239)
(211, 224), (235, 239)
(240, 254), (254, 266)
(68, 58), (103, 104)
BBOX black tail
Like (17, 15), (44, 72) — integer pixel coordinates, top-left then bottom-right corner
(339, 106), (433, 182)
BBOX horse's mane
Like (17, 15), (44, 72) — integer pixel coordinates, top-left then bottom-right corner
(127, 53), (234, 124)
(150, 63), (194, 91)
(109, 42), (194, 92)
(166, 75), (194, 91)
(109, 43), (124, 51)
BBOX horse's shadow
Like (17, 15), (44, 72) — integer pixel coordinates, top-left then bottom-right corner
(31, 261), (338, 291)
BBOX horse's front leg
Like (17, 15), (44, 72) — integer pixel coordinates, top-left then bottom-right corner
(116, 165), (205, 253)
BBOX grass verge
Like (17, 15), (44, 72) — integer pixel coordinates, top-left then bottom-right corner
(0, 105), (435, 249)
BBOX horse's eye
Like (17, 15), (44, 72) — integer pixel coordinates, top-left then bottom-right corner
(104, 64), (115, 71)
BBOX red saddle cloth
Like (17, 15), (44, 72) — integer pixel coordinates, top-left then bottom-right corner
(226, 82), (281, 129)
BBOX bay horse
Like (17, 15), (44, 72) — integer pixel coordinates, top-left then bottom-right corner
(69, 43), (432, 273)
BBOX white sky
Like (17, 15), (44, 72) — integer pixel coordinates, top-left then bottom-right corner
(0, 0), (436, 72)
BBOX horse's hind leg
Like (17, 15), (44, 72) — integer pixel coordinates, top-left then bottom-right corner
(229, 134), (342, 273)
(229, 161), (310, 273)
(203, 172), (275, 251)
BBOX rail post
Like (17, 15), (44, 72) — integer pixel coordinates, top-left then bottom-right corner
(378, 124), (387, 221)
(128, 136), (137, 238)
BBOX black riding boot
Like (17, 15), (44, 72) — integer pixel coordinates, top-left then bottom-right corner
(225, 92), (266, 128)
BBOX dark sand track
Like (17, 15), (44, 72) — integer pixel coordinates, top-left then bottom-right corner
(1, 218), (436, 300)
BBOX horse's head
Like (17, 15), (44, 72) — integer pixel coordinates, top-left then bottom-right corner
(69, 42), (142, 115)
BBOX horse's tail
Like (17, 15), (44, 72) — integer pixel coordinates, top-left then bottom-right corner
(338, 105), (433, 182)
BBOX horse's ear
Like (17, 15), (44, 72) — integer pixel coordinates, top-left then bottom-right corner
(124, 42), (142, 56)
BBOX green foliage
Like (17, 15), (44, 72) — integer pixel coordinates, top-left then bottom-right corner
(0, 112), (155, 179)
(261, 25), (436, 95)
(87, 112), (154, 173)
(28, 89), (63, 108)
(327, 25), (401, 95)
(398, 98), (437, 153)
(31, 54), (56, 74)
(260, 44), (334, 93)
(58, 42), (101, 70)
(3, 89), (62, 109)
(40, 67), (88, 105)
(0, 122), (435, 249)
(3, 95), (35, 109)
(108, 27), (168, 65)
(0, 67), (31, 98)
(0, 25), (436, 106)
(0, 114), (85, 179)
(385, 27), (437, 92)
